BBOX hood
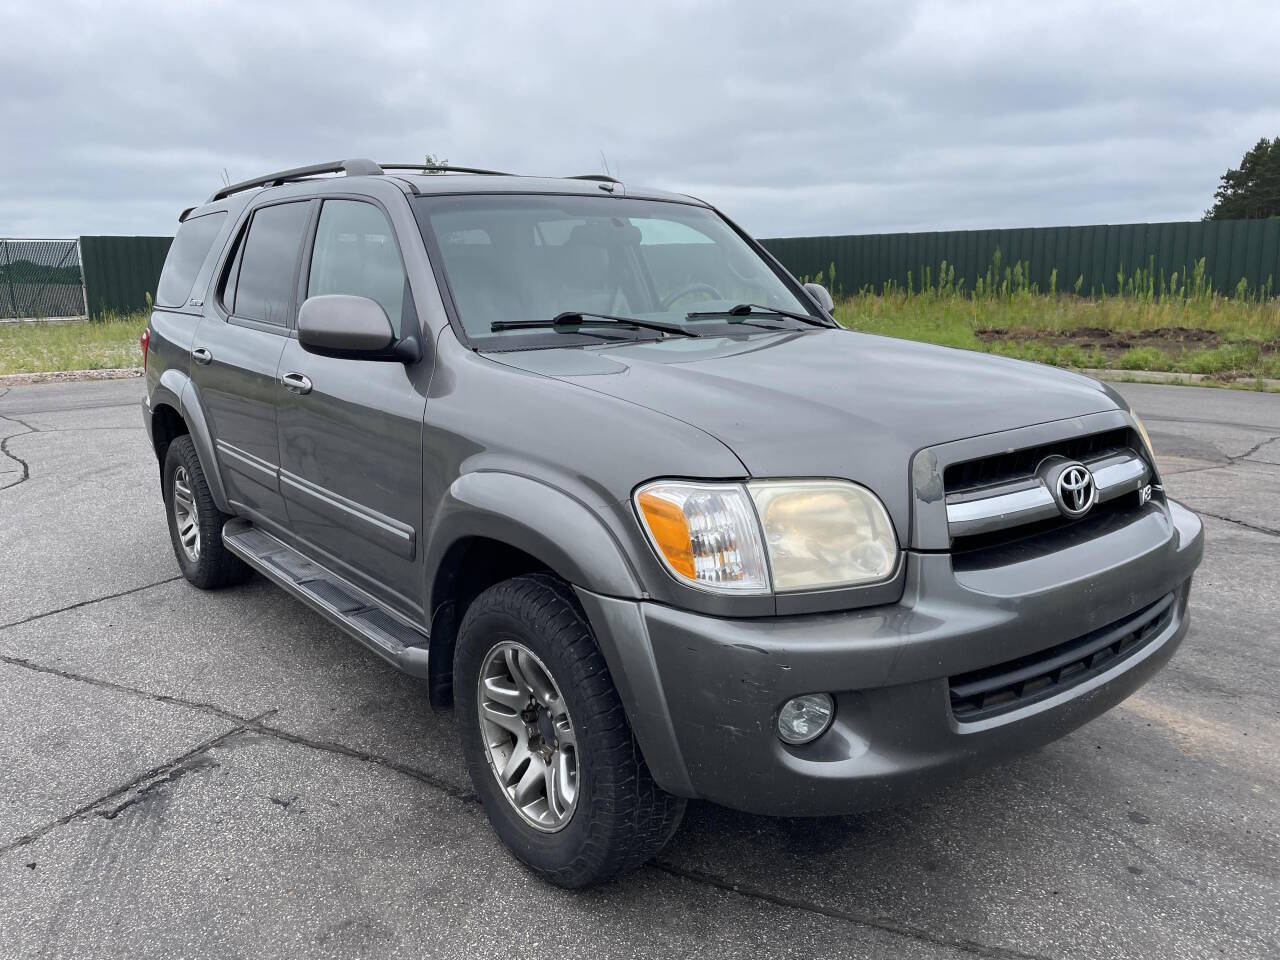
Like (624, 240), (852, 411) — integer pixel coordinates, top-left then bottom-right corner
(489, 328), (1123, 539)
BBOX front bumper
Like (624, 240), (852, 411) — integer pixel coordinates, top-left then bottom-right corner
(577, 498), (1203, 816)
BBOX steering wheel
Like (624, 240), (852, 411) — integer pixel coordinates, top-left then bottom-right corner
(660, 282), (724, 310)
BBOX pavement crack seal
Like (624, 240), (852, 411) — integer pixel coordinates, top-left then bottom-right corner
(1232, 433), (1280, 463)
(0, 653), (262, 725)
(0, 576), (184, 632)
(94, 715), (274, 822)
(2, 400), (140, 416)
(1158, 433), (1280, 478)
(650, 861), (1056, 960)
(0, 651), (478, 805)
(0, 714), (274, 856)
(249, 722), (479, 803)
(0, 411), (38, 489)
(1196, 512), (1280, 538)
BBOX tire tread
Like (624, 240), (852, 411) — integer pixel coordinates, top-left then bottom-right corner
(457, 573), (684, 887)
(163, 435), (252, 590)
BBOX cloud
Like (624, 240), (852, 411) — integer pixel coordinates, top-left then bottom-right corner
(2, 0), (1278, 238)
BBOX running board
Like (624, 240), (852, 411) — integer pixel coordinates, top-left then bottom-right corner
(221, 518), (431, 678)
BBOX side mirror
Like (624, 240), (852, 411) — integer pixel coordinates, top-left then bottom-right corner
(803, 282), (835, 315)
(297, 294), (397, 360)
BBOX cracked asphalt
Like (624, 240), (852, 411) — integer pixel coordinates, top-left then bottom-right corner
(0, 378), (1277, 960)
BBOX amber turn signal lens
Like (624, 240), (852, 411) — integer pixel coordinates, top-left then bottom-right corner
(636, 489), (696, 579)
(634, 482), (769, 592)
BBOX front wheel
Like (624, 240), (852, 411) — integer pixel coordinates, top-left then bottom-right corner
(455, 573), (685, 887)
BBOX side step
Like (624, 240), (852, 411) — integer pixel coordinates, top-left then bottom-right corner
(222, 518), (431, 678)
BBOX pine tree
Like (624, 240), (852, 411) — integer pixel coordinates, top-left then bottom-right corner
(1205, 137), (1280, 220)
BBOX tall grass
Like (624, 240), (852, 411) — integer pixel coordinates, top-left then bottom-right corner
(824, 253), (1280, 382)
(0, 310), (147, 375)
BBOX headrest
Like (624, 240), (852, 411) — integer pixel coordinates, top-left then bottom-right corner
(566, 219), (642, 248)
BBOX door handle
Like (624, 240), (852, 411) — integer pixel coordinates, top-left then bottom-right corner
(281, 372), (313, 395)
(192, 347), (213, 365)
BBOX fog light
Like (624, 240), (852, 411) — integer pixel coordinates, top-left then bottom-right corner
(776, 694), (834, 745)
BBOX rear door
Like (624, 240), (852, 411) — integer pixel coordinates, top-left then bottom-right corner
(276, 196), (429, 617)
(191, 198), (313, 531)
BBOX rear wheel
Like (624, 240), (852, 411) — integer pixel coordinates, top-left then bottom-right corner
(455, 573), (685, 887)
(162, 435), (252, 589)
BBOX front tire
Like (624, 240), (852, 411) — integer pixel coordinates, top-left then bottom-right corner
(455, 573), (685, 887)
(162, 435), (252, 590)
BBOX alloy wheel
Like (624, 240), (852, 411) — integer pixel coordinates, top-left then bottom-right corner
(171, 465), (201, 562)
(477, 639), (579, 832)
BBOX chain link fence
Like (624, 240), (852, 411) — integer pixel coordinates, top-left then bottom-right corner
(0, 239), (86, 320)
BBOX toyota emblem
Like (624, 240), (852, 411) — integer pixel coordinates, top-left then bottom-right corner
(1055, 463), (1096, 518)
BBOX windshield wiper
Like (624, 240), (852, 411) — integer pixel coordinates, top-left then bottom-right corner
(685, 303), (830, 328)
(492, 311), (700, 338)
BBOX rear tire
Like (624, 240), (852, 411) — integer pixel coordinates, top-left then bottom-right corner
(162, 435), (252, 590)
(455, 573), (685, 887)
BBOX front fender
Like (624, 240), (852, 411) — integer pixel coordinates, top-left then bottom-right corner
(424, 471), (643, 611)
(423, 473), (697, 792)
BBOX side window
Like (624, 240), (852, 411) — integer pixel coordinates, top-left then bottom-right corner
(224, 201), (311, 326)
(307, 200), (407, 337)
(155, 211), (226, 308)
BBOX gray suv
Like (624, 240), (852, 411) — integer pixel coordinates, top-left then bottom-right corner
(142, 159), (1204, 887)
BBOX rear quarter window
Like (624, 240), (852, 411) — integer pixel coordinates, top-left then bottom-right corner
(154, 212), (227, 309)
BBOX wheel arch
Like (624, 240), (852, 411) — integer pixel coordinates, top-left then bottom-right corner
(148, 369), (231, 514)
(423, 472), (644, 710)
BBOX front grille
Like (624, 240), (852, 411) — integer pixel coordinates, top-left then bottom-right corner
(945, 427), (1135, 495)
(949, 591), (1176, 722)
(950, 496), (1133, 557)
(943, 427), (1154, 553)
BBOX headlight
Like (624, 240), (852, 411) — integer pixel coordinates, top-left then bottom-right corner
(634, 481), (770, 593)
(1131, 412), (1156, 458)
(634, 478), (898, 594)
(748, 480), (897, 590)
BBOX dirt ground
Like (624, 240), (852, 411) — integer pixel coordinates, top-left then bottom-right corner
(973, 325), (1280, 363)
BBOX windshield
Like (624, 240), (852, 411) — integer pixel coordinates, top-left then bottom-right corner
(413, 194), (817, 345)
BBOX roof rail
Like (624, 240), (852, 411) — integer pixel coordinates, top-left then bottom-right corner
(208, 158), (383, 203)
(206, 160), (621, 205)
(380, 163), (512, 177)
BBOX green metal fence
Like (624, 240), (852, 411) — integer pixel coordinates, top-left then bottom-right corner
(55, 220), (1280, 321)
(79, 235), (172, 318)
(760, 219), (1280, 298)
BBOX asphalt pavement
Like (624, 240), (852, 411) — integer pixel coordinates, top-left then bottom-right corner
(0, 377), (1276, 960)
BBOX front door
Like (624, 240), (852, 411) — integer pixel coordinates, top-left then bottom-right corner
(276, 198), (428, 618)
(192, 199), (313, 531)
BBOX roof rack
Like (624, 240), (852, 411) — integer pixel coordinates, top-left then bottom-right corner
(209, 158), (383, 202)
(380, 163), (512, 176)
(206, 159), (621, 204)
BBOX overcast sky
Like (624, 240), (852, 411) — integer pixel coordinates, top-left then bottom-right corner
(3, 0), (1279, 240)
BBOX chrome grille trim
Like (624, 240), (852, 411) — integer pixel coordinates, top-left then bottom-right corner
(1089, 452), (1149, 500)
(946, 448), (1150, 538)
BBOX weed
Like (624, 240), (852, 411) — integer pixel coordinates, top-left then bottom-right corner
(0, 312), (146, 375)
(833, 253), (1279, 382)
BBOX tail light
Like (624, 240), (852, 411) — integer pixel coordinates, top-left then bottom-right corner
(140, 328), (150, 370)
